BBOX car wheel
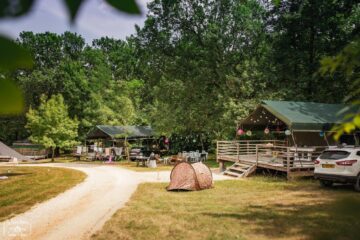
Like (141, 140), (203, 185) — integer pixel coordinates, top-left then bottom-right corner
(320, 180), (333, 188)
(354, 174), (360, 192)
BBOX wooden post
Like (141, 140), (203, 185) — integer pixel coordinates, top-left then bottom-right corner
(219, 160), (226, 172)
(286, 147), (291, 180)
(236, 142), (240, 162)
(256, 145), (259, 166)
(216, 141), (218, 163)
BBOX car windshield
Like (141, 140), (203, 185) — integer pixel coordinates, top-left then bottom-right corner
(319, 150), (350, 160)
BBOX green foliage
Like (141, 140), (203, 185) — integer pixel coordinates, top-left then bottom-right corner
(320, 38), (360, 140)
(0, 0), (141, 116)
(0, 79), (24, 115)
(0, 35), (33, 70)
(133, 0), (272, 139)
(1, 32), (141, 141)
(26, 94), (79, 159)
(1, 0), (359, 149)
(0, 35), (33, 115)
(0, 0), (34, 17)
(270, 0), (358, 102)
(105, 0), (140, 14)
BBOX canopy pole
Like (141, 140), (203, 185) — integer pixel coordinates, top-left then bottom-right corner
(324, 133), (330, 146)
(291, 131), (297, 148)
(354, 133), (359, 146)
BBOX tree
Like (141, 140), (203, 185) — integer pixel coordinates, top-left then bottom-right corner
(133, 0), (272, 138)
(26, 94), (79, 161)
(269, 0), (359, 102)
(320, 38), (360, 140)
(0, 0), (141, 115)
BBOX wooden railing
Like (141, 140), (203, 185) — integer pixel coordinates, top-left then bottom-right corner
(217, 140), (326, 168)
(216, 140), (286, 160)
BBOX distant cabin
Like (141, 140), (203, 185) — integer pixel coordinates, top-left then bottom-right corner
(86, 125), (155, 147)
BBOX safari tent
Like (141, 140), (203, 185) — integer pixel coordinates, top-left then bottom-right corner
(167, 162), (213, 191)
(240, 100), (359, 146)
(217, 100), (359, 179)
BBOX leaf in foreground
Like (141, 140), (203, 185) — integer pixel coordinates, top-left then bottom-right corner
(0, 35), (33, 70)
(0, 79), (24, 115)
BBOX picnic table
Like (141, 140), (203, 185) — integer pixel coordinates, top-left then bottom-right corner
(136, 156), (148, 167)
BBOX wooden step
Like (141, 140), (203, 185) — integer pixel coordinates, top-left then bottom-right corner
(243, 164), (257, 177)
(223, 171), (243, 177)
(234, 163), (252, 168)
(228, 167), (246, 173)
(223, 162), (257, 178)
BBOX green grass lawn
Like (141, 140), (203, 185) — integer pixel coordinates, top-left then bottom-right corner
(92, 177), (360, 240)
(0, 166), (85, 221)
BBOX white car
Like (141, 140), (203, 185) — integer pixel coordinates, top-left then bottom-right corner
(314, 146), (360, 191)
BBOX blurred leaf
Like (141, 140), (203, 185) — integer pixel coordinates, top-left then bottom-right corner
(63, 0), (84, 22)
(272, 0), (281, 6)
(105, 0), (141, 14)
(344, 123), (356, 133)
(0, 0), (34, 18)
(0, 35), (34, 70)
(0, 79), (24, 115)
(354, 115), (360, 127)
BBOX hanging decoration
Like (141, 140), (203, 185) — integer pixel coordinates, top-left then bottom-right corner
(237, 128), (245, 135)
(285, 129), (291, 136)
(246, 130), (252, 136)
(319, 131), (325, 137)
(264, 127), (270, 134)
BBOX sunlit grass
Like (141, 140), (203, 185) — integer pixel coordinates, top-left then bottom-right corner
(92, 177), (360, 240)
(0, 166), (85, 221)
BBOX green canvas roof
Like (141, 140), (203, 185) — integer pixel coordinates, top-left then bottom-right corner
(87, 125), (154, 139)
(242, 100), (353, 131)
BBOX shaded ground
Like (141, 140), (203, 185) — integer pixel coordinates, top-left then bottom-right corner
(92, 177), (360, 240)
(0, 166), (85, 221)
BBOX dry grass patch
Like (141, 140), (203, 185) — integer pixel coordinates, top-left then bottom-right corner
(0, 166), (85, 221)
(92, 177), (360, 240)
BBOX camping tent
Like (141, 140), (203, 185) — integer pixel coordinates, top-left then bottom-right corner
(166, 162), (213, 191)
(0, 141), (31, 162)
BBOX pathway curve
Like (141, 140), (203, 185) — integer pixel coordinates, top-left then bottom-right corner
(0, 163), (230, 240)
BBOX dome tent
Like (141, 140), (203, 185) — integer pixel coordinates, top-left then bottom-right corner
(166, 162), (213, 191)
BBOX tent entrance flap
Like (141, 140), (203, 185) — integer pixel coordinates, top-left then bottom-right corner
(240, 106), (288, 131)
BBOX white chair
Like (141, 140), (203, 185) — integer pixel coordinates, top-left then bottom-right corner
(189, 152), (196, 163)
(201, 150), (208, 162)
(114, 147), (123, 160)
(76, 146), (82, 155)
(82, 146), (87, 153)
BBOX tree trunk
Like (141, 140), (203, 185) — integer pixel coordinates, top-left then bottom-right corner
(51, 147), (55, 162)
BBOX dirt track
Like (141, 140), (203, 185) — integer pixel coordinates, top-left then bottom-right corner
(0, 163), (229, 240)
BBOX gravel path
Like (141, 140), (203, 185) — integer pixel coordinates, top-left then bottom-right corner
(0, 163), (230, 240)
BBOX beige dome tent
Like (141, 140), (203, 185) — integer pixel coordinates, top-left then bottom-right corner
(166, 162), (213, 191)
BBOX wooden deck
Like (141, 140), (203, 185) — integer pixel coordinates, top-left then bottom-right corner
(217, 140), (326, 179)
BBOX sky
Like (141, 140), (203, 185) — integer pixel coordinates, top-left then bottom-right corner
(0, 0), (149, 43)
